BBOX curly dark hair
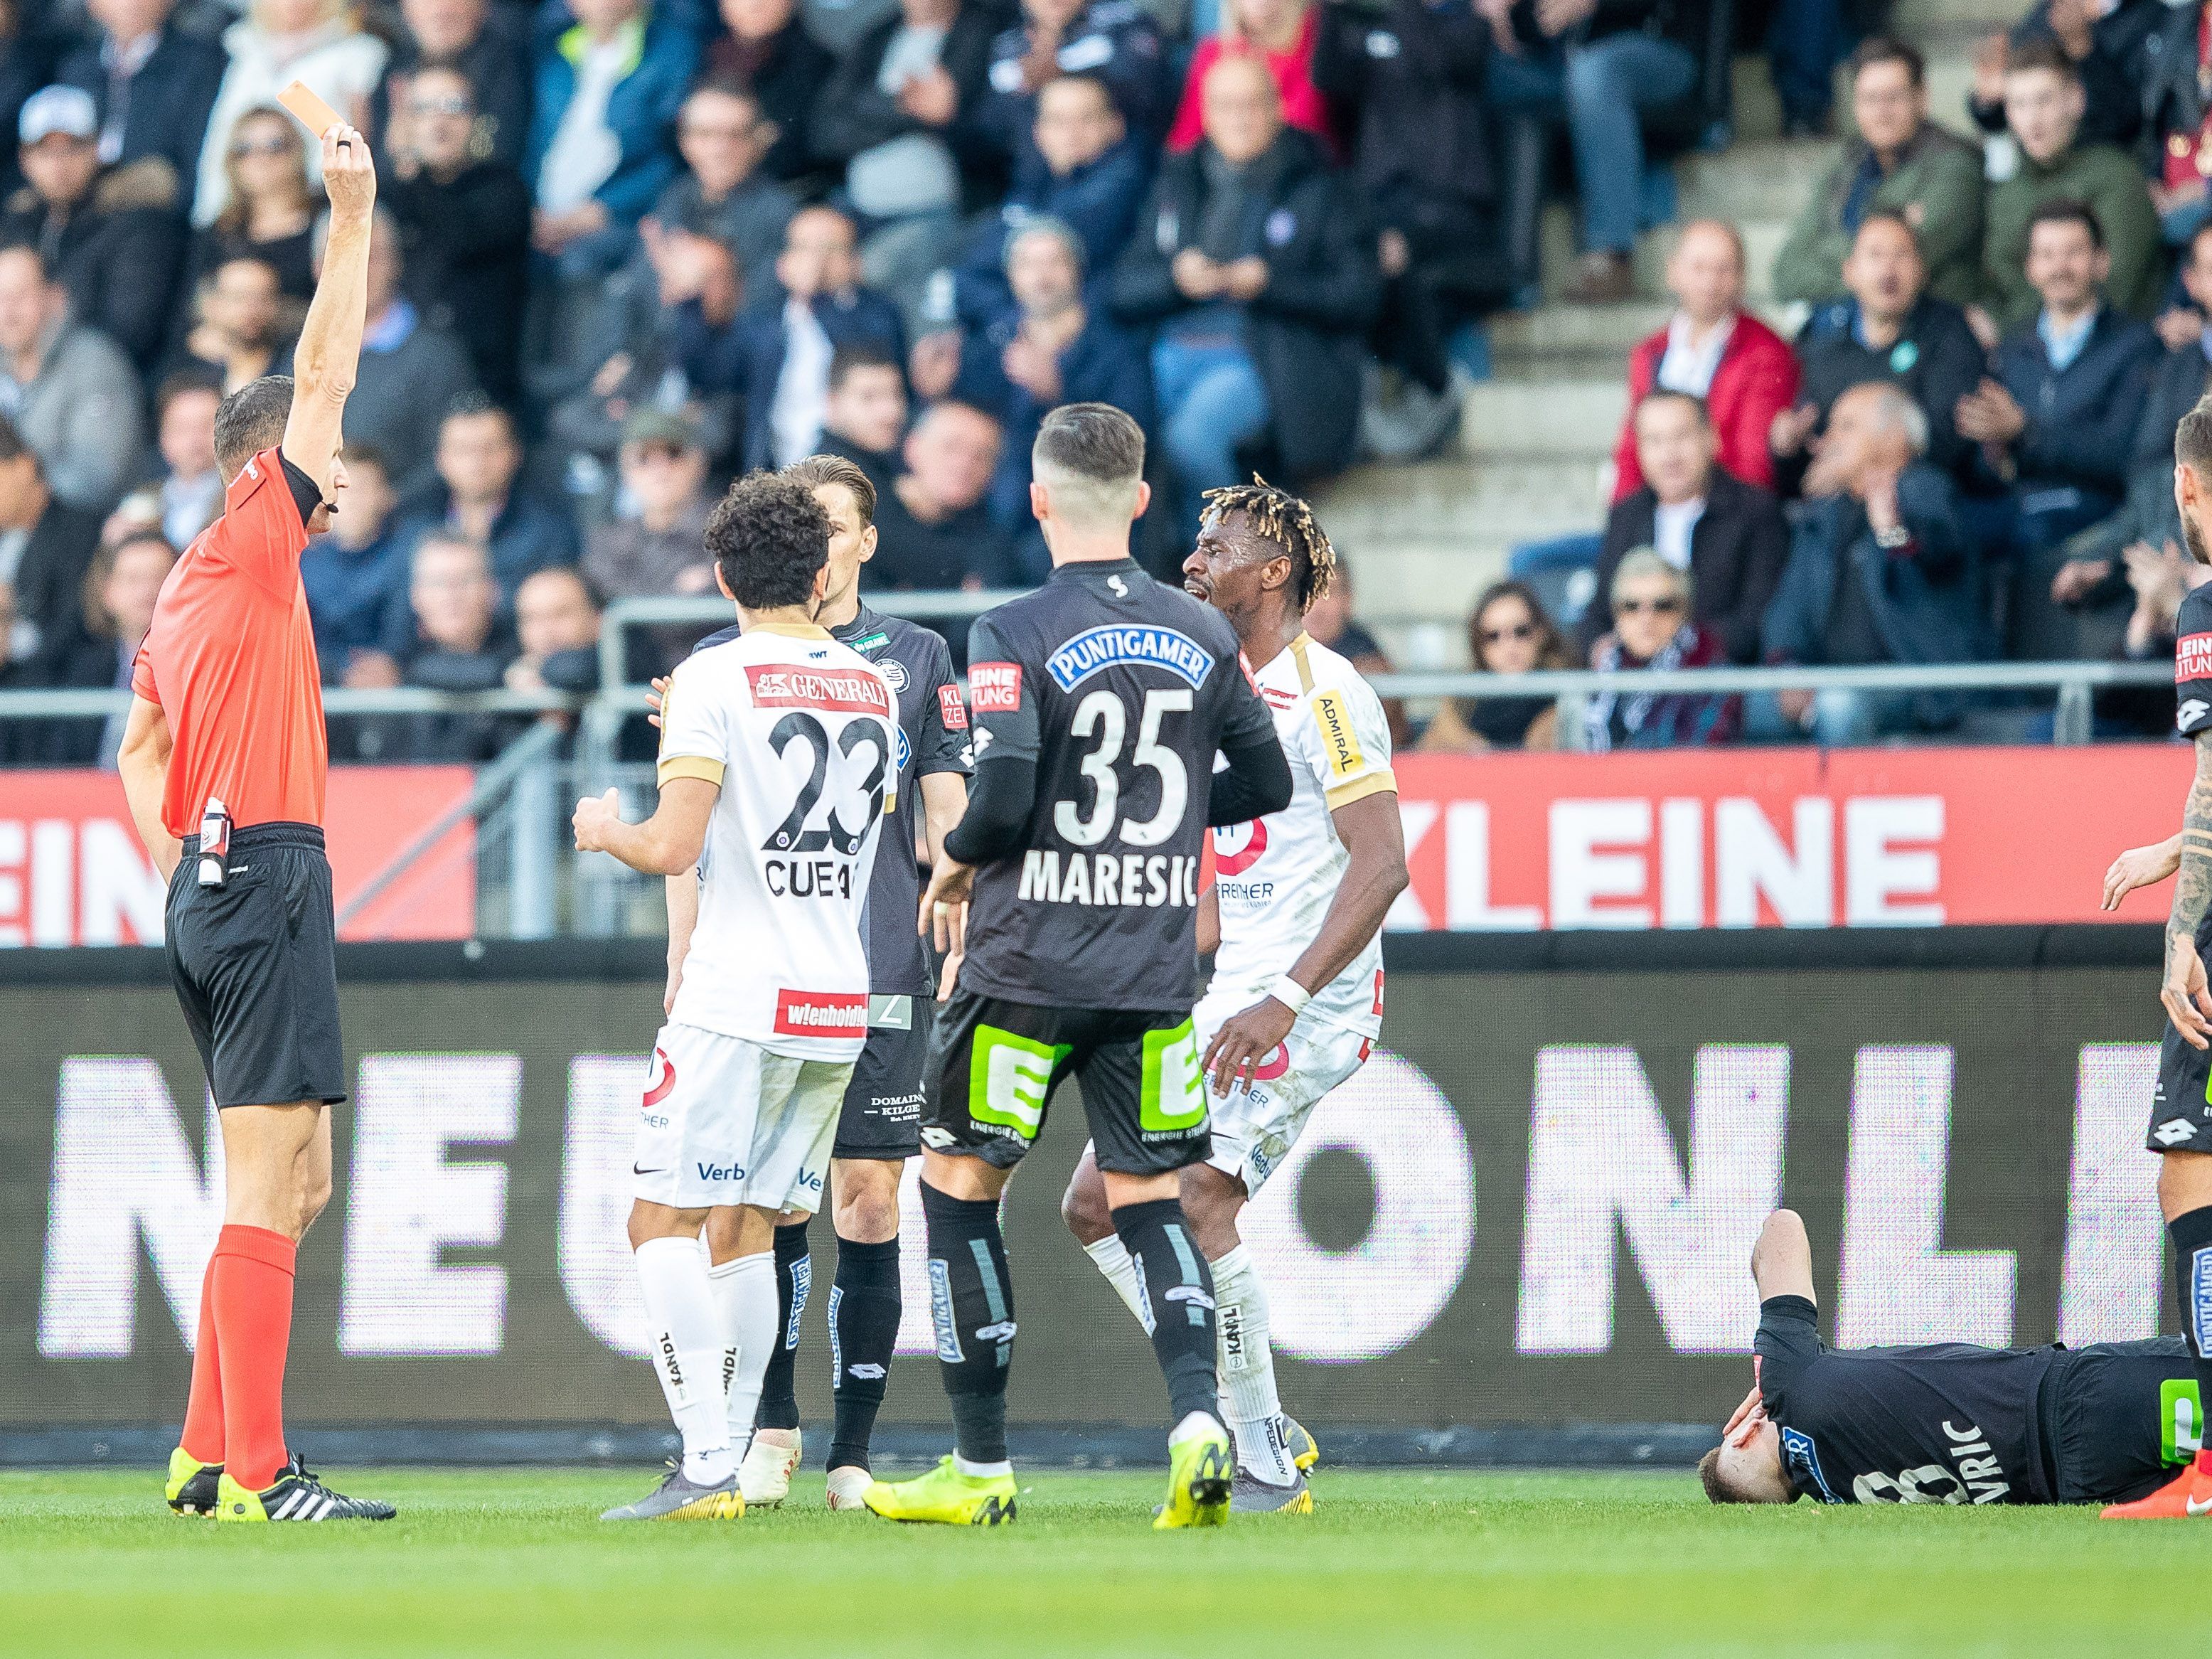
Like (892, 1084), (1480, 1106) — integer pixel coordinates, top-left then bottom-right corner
(705, 471), (833, 609)
(1199, 474), (1338, 611)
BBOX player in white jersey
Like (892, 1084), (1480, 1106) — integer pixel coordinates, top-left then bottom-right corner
(572, 472), (894, 1522)
(1062, 479), (1408, 1513)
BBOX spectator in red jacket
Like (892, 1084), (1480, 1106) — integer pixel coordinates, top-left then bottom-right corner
(1168, 0), (1337, 159)
(1611, 219), (1799, 502)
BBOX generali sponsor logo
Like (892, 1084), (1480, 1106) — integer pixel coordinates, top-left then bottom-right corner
(746, 664), (894, 716)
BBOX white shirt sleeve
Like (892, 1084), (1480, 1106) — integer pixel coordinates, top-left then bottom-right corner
(656, 656), (733, 789)
(1308, 669), (1396, 811)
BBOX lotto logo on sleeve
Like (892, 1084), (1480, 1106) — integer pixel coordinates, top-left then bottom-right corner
(747, 665), (894, 716)
(936, 683), (969, 730)
(773, 990), (869, 1039)
(971, 663), (1023, 714)
(2178, 634), (2212, 682)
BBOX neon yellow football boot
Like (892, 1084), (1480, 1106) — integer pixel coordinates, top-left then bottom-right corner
(862, 1456), (1017, 1525)
(1155, 1416), (1234, 1530)
(166, 1446), (221, 1516)
(1284, 1417), (1320, 1473)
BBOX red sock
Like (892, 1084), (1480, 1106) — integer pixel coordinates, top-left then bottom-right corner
(210, 1225), (296, 1491)
(180, 1260), (224, 1465)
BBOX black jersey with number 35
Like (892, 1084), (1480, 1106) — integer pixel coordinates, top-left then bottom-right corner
(958, 558), (1276, 1013)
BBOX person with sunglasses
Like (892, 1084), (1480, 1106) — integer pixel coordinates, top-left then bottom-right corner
(1582, 548), (1740, 752)
(1416, 577), (1569, 753)
(383, 64), (531, 400)
(192, 104), (321, 300)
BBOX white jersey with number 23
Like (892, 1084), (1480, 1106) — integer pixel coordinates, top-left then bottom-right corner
(656, 623), (895, 1060)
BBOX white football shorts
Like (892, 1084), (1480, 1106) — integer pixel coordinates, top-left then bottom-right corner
(631, 1021), (853, 1210)
(1195, 986), (1371, 1196)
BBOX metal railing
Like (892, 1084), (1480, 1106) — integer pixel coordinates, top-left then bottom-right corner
(0, 607), (2181, 940)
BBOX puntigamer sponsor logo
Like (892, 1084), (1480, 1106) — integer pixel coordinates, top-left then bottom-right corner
(1045, 626), (1212, 692)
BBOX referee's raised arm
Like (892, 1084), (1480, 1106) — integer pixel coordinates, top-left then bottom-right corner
(282, 124), (376, 499)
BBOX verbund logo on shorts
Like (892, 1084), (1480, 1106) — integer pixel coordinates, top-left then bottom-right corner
(970, 662), (1023, 714)
(773, 989), (868, 1038)
(2179, 633), (2212, 683)
(745, 665), (893, 717)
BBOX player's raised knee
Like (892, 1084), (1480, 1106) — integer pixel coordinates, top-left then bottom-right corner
(1061, 1158), (1113, 1245)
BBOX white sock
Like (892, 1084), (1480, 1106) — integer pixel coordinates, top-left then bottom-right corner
(707, 1252), (779, 1453)
(634, 1236), (733, 1485)
(1083, 1234), (1148, 1324)
(953, 1453), (1013, 1478)
(1211, 1245), (1293, 1485)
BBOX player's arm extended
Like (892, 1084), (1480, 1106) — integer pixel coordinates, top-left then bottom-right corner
(1204, 732), (1293, 826)
(283, 126), (377, 495)
(1751, 1209), (1817, 1306)
(919, 771), (969, 868)
(1201, 788), (1405, 1092)
(2165, 733), (2212, 1050)
(663, 868), (700, 1015)
(117, 695), (180, 880)
(573, 778), (717, 877)
(2106, 831), (2184, 910)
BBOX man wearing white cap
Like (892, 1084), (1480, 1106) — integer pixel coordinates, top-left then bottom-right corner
(1, 84), (186, 367)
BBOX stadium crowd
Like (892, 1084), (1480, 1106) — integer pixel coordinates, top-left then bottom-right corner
(0, 0), (2209, 763)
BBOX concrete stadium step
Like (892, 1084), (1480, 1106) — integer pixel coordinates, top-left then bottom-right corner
(1316, 457), (1608, 540)
(1677, 139), (1842, 225)
(1893, 0), (2022, 36)
(1454, 380), (1628, 461)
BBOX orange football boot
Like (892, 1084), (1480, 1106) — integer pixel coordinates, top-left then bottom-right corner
(2103, 1451), (2212, 1519)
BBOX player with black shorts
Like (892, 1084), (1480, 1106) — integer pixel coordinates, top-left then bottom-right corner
(862, 403), (1293, 1529)
(1701, 1212), (2203, 1508)
(661, 455), (969, 1510)
(2100, 392), (2212, 1518)
(115, 116), (392, 1525)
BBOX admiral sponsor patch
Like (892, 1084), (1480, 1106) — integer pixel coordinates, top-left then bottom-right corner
(1311, 690), (1363, 778)
(1044, 624), (1213, 691)
(937, 683), (969, 730)
(746, 663), (894, 716)
(2179, 634), (2212, 682)
(971, 661), (1023, 713)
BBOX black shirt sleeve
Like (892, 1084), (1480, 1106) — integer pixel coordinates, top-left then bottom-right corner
(281, 455), (325, 528)
(2177, 584), (2212, 738)
(1753, 1293), (1823, 1413)
(1207, 731), (1294, 826)
(965, 615), (1040, 764)
(917, 633), (973, 777)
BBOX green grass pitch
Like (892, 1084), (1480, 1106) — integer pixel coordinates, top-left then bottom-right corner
(3, 1466), (2203, 1656)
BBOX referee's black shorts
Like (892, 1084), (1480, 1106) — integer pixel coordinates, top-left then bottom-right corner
(165, 822), (347, 1109)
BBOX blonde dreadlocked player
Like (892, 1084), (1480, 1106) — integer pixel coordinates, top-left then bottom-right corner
(1061, 478), (1410, 1513)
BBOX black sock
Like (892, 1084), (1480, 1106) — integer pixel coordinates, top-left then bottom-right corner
(1111, 1197), (1220, 1427)
(2171, 1205), (2212, 1413)
(754, 1220), (811, 1434)
(828, 1234), (902, 1472)
(920, 1180), (1014, 1465)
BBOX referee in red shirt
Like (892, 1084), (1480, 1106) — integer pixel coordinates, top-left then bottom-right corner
(115, 121), (393, 1525)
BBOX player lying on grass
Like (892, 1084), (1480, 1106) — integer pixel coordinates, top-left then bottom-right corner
(658, 456), (971, 1512)
(1701, 1210), (2202, 1507)
(1061, 480), (1408, 1514)
(573, 474), (894, 1522)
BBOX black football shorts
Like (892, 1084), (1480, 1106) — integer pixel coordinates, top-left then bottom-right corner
(2150, 1023), (2212, 1153)
(165, 823), (346, 1109)
(836, 996), (930, 1160)
(2046, 1338), (2200, 1505)
(921, 989), (1209, 1177)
